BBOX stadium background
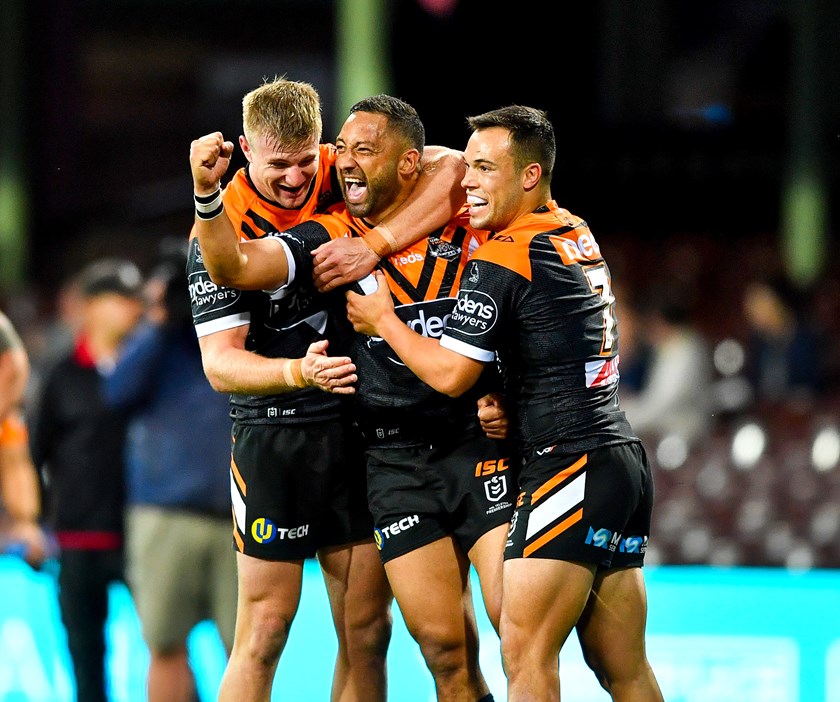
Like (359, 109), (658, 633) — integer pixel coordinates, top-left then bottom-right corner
(1, 1), (840, 700)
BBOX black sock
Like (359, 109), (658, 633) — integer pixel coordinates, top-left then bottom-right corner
(477, 695), (495, 702)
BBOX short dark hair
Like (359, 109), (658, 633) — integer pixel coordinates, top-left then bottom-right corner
(349, 94), (425, 154)
(466, 105), (555, 178)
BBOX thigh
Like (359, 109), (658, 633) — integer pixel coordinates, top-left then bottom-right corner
(234, 552), (305, 628)
(384, 536), (473, 641)
(502, 556), (595, 655)
(467, 523), (508, 632)
(318, 540), (392, 631)
(576, 566), (652, 678)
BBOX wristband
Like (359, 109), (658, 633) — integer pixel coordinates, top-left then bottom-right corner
(282, 358), (306, 388)
(363, 224), (398, 259)
(194, 189), (224, 220)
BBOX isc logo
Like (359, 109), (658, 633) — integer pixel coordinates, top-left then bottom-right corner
(474, 458), (510, 477)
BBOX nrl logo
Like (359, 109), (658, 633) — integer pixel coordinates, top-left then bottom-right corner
(428, 236), (461, 261)
(484, 475), (508, 502)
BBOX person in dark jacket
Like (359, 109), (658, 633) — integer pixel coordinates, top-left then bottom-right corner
(30, 258), (144, 702)
(102, 243), (236, 702)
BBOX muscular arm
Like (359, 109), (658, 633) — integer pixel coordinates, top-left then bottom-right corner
(345, 270), (484, 397)
(198, 325), (358, 395)
(189, 132), (290, 290)
(312, 146), (467, 292)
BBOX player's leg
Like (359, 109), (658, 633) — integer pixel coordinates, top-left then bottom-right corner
(575, 567), (664, 701)
(466, 523), (508, 633)
(385, 536), (491, 702)
(217, 554), (304, 702)
(501, 557), (595, 702)
(319, 539), (392, 702)
(575, 442), (662, 701)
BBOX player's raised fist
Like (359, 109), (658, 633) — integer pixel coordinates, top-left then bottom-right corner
(190, 132), (235, 195)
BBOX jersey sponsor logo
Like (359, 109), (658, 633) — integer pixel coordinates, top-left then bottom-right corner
(373, 515), (420, 550)
(391, 251), (425, 266)
(620, 535), (648, 553)
(251, 517), (310, 543)
(449, 289), (498, 336)
(188, 273), (242, 314)
(251, 518), (275, 543)
(428, 236), (461, 261)
(406, 308), (451, 338)
(584, 357), (620, 388)
(484, 475), (509, 502)
(492, 234), (514, 242)
(474, 457), (510, 476)
(585, 526), (623, 552)
(551, 230), (602, 266)
(536, 444), (556, 456)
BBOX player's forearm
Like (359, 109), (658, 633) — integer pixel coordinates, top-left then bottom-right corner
(202, 345), (306, 395)
(375, 314), (471, 397)
(193, 212), (252, 287)
(371, 148), (466, 256)
(0, 445), (41, 523)
(0, 349), (29, 421)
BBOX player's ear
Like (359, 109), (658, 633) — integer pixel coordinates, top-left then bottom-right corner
(399, 148), (421, 176)
(239, 135), (253, 163)
(522, 162), (542, 192)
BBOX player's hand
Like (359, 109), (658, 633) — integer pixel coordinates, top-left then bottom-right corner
(477, 392), (509, 440)
(312, 238), (379, 292)
(300, 339), (357, 395)
(345, 270), (394, 337)
(7, 520), (51, 569)
(190, 132), (235, 195)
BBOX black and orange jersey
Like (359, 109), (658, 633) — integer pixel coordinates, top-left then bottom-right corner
(187, 144), (347, 425)
(273, 207), (504, 442)
(440, 200), (636, 457)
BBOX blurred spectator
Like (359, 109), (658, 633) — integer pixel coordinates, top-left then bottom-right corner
(102, 242), (236, 702)
(30, 258), (144, 702)
(0, 310), (51, 566)
(741, 275), (822, 405)
(620, 291), (715, 446)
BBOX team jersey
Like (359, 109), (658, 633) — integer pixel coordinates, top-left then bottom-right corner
(274, 207), (503, 441)
(440, 200), (636, 457)
(187, 144), (348, 425)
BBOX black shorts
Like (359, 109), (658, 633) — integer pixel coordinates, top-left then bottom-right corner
(231, 420), (373, 560)
(505, 441), (653, 569)
(366, 432), (517, 564)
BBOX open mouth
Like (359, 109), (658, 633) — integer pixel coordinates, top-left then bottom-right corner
(466, 194), (487, 214)
(343, 177), (367, 204)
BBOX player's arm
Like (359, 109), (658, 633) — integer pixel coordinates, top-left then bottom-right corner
(198, 325), (357, 395)
(345, 270), (483, 397)
(0, 415), (49, 567)
(0, 313), (30, 422)
(312, 146), (467, 292)
(189, 132), (289, 290)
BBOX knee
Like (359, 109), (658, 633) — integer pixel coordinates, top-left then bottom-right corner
(344, 600), (393, 659)
(240, 610), (294, 666)
(580, 649), (611, 692)
(414, 627), (472, 682)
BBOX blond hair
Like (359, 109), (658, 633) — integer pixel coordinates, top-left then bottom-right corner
(242, 76), (323, 150)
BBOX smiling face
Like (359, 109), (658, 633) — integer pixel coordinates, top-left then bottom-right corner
(461, 126), (530, 232)
(240, 130), (321, 209)
(334, 111), (413, 221)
